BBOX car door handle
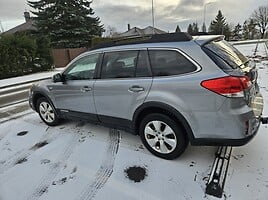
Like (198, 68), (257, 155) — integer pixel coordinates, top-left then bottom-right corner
(128, 85), (144, 93)
(81, 86), (92, 92)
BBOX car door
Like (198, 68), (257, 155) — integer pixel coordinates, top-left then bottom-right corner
(51, 53), (100, 120)
(94, 50), (153, 127)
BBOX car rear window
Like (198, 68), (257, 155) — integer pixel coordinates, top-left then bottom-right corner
(148, 50), (197, 76)
(203, 40), (248, 70)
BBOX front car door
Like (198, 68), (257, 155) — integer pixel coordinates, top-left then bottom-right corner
(51, 53), (100, 121)
(94, 49), (153, 128)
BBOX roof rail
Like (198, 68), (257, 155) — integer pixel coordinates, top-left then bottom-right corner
(92, 32), (193, 50)
(190, 32), (211, 36)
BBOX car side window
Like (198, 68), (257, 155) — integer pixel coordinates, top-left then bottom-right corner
(64, 54), (100, 80)
(148, 50), (197, 76)
(101, 51), (139, 79)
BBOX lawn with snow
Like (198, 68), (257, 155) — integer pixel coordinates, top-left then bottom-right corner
(0, 42), (267, 200)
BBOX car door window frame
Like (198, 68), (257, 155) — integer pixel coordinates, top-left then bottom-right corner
(99, 49), (152, 80)
(62, 53), (102, 81)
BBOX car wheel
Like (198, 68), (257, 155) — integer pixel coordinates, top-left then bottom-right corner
(37, 97), (59, 126)
(139, 113), (188, 160)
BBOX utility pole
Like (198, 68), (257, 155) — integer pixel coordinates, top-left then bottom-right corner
(203, 2), (214, 32)
(0, 20), (4, 33)
(152, 0), (155, 34)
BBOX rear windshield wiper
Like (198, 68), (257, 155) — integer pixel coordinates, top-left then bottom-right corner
(238, 59), (250, 69)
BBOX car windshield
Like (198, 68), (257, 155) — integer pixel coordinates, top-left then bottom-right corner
(204, 40), (248, 69)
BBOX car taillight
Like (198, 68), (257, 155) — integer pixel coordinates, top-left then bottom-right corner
(201, 76), (251, 98)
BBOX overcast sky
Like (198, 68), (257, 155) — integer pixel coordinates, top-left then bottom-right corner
(0, 0), (267, 33)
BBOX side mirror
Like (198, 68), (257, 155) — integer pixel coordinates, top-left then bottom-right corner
(52, 73), (64, 83)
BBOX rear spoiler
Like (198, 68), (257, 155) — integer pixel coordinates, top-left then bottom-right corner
(193, 35), (225, 46)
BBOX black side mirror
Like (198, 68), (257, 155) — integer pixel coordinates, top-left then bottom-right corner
(52, 73), (64, 83)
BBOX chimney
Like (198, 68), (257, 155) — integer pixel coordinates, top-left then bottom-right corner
(24, 11), (31, 22)
(127, 24), (130, 31)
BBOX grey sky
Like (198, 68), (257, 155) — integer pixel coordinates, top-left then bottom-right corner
(0, 0), (267, 33)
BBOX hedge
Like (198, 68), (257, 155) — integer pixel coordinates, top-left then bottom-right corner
(0, 33), (53, 79)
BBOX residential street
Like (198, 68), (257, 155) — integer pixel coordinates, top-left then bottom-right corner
(0, 42), (267, 200)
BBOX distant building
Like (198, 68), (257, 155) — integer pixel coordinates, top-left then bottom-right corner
(117, 24), (166, 37)
(3, 12), (36, 35)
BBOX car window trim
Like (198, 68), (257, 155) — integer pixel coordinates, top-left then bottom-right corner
(147, 47), (202, 77)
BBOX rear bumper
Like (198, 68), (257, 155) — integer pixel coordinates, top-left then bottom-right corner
(191, 118), (260, 146)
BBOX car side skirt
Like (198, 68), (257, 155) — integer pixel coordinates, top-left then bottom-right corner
(57, 109), (134, 133)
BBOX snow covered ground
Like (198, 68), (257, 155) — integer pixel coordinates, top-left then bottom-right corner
(233, 41), (267, 58)
(0, 42), (267, 200)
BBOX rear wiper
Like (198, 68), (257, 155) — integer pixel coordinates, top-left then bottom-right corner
(238, 59), (250, 69)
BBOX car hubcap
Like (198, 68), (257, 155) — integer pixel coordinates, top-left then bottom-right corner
(39, 102), (55, 123)
(144, 120), (177, 154)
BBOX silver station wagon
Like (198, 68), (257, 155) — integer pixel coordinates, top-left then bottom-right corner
(29, 33), (264, 159)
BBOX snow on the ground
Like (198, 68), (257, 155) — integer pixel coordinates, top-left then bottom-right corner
(231, 39), (267, 45)
(0, 68), (64, 88)
(0, 112), (217, 200)
(233, 42), (267, 58)
(0, 43), (267, 200)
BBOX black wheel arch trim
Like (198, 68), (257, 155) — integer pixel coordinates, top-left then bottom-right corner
(132, 101), (195, 143)
(32, 91), (60, 117)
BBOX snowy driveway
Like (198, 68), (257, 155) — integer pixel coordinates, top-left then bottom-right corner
(0, 42), (267, 200)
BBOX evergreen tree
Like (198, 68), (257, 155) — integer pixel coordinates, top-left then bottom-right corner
(175, 25), (181, 33)
(187, 23), (199, 35)
(28, 0), (104, 48)
(202, 23), (206, 32)
(187, 24), (193, 34)
(192, 22), (199, 34)
(242, 19), (257, 40)
(232, 23), (242, 40)
(242, 21), (250, 39)
(209, 10), (231, 40)
(248, 19), (257, 39)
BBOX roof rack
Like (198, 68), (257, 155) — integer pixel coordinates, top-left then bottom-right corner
(92, 32), (193, 50)
(190, 32), (210, 36)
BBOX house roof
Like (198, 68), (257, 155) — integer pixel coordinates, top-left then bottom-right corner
(3, 19), (36, 35)
(118, 26), (166, 37)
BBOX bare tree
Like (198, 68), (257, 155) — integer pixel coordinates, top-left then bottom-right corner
(105, 26), (119, 38)
(252, 5), (268, 38)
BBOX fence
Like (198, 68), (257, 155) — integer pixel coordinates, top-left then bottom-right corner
(52, 47), (88, 68)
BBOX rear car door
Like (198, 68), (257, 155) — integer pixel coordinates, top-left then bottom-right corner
(51, 53), (100, 120)
(94, 50), (152, 127)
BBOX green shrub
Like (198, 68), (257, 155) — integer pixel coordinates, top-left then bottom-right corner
(0, 33), (53, 79)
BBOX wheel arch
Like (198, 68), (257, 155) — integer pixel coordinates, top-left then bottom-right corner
(32, 92), (59, 117)
(132, 102), (195, 143)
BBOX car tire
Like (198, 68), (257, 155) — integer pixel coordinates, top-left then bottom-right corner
(139, 113), (188, 160)
(37, 97), (59, 126)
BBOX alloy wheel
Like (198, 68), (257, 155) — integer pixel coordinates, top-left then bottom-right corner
(144, 120), (177, 154)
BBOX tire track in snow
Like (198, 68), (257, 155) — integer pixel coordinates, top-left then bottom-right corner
(76, 128), (120, 200)
(25, 132), (80, 200)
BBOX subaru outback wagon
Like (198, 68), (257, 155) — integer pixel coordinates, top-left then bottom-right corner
(29, 33), (263, 159)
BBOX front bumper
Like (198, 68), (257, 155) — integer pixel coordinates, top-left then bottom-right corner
(28, 89), (35, 111)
